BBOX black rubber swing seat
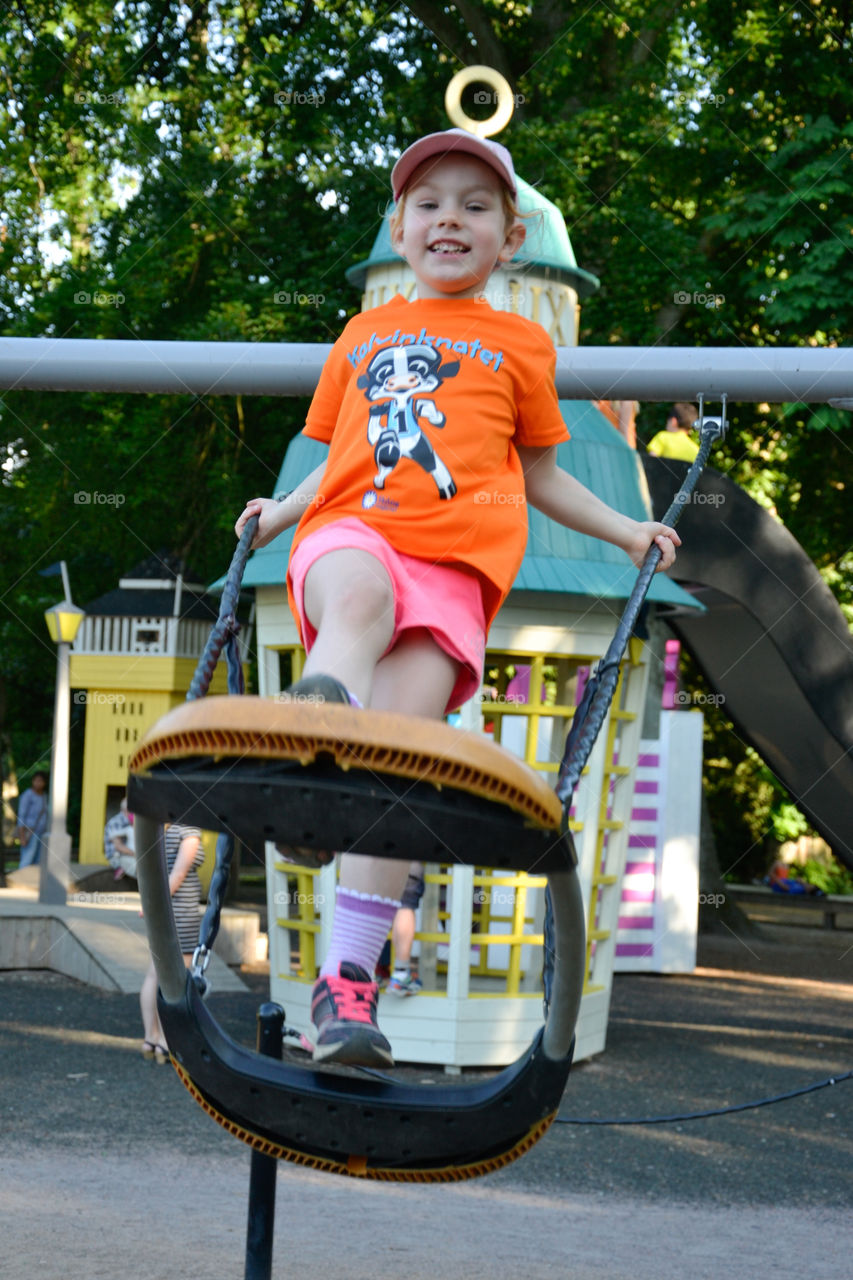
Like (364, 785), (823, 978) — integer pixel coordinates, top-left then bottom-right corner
(127, 694), (572, 873)
(128, 697), (585, 1182)
(156, 976), (575, 1181)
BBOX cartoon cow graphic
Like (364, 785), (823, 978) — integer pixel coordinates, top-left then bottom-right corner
(357, 343), (458, 499)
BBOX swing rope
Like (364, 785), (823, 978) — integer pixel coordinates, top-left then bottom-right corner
(186, 515), (257, 989)
(544, 395), (727, 1008)
(556, 394), (727, 804)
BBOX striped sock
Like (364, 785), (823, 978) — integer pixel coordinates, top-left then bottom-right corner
(320, 887), (399, 979)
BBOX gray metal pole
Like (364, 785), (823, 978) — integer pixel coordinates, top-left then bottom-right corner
(1, 337), (851, 402)
(39, 641), (72, 905)
(552, 345), (853, 404)
(244, 1002), (285, 1280)
(0, 338), (330, 397)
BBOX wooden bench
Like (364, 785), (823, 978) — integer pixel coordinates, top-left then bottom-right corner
(725, 883), (852, 930)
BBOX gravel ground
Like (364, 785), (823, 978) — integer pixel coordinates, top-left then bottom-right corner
(1, 916), (851, 1279)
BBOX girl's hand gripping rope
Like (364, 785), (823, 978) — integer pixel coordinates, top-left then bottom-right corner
(234, 497), (283, 549)
(625, 521), (681, 572)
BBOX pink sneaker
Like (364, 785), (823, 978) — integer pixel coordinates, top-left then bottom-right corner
(311, 962), (393, 1067)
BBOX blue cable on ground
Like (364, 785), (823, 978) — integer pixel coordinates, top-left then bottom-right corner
(556, 1070), (853, 1125)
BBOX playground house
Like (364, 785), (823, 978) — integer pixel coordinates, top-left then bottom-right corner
(237, 177), (703, 1065)
(70, 554), (249, 881)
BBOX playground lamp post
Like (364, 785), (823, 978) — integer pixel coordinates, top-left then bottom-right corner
(39, 564), (85, 905)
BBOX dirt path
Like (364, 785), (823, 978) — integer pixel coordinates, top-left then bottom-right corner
(2, 1149), (851, 1280)
(2, 917), (851, 1279)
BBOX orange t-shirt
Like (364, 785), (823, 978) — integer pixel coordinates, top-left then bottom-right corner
(290, 294), (569, 626)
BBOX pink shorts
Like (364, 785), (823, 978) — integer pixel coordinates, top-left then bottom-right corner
(288, 518), (486, 712)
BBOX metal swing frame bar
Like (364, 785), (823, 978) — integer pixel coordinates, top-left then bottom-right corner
(1, 336), (851, 402)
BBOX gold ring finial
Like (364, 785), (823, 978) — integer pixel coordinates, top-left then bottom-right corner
(444, 65), (515, 138)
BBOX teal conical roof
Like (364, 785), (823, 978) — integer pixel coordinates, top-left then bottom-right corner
(345, 175), (600, 298)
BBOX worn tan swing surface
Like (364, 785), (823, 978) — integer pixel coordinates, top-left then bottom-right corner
(128, 695), (568, 872)
(127, 694), (584, 1181)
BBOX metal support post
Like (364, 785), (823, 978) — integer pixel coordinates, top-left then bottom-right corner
(244, 1002), (285, 1280)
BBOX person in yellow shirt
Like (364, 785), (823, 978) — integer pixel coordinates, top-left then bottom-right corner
(646, 402), (700, 461)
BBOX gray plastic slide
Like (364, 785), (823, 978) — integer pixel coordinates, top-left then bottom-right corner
(642, 456), (853, 868)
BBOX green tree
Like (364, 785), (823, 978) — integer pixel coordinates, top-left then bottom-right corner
(1, 1), (850, 863)
(0, 1), (446, 796)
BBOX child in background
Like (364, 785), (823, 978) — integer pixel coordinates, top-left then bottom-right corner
(646, 403), (700, 461)
(103, 796), (136, 881)
(15, 770), (48, 868)
(236, 128), (680, 1068)
(387, 866), (425, 997)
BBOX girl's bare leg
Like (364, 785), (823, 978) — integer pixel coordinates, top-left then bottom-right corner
(301, 557), (464, 1065)
(301, 549), (396, 707)
(301, 549), (461, 897)
(338, 627), (460, 901)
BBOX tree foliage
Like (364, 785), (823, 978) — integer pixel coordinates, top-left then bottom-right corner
(1, 2), (851, 857)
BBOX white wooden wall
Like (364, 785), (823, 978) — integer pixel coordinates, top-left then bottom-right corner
(614, 710), (703, 973)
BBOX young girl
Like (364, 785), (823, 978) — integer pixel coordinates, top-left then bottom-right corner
(235, 128), (680, 1068)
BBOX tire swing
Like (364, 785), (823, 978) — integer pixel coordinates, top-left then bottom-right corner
(128, 404), (724, 1186)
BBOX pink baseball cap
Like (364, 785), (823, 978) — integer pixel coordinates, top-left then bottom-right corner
(391, 128), (517, 203)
